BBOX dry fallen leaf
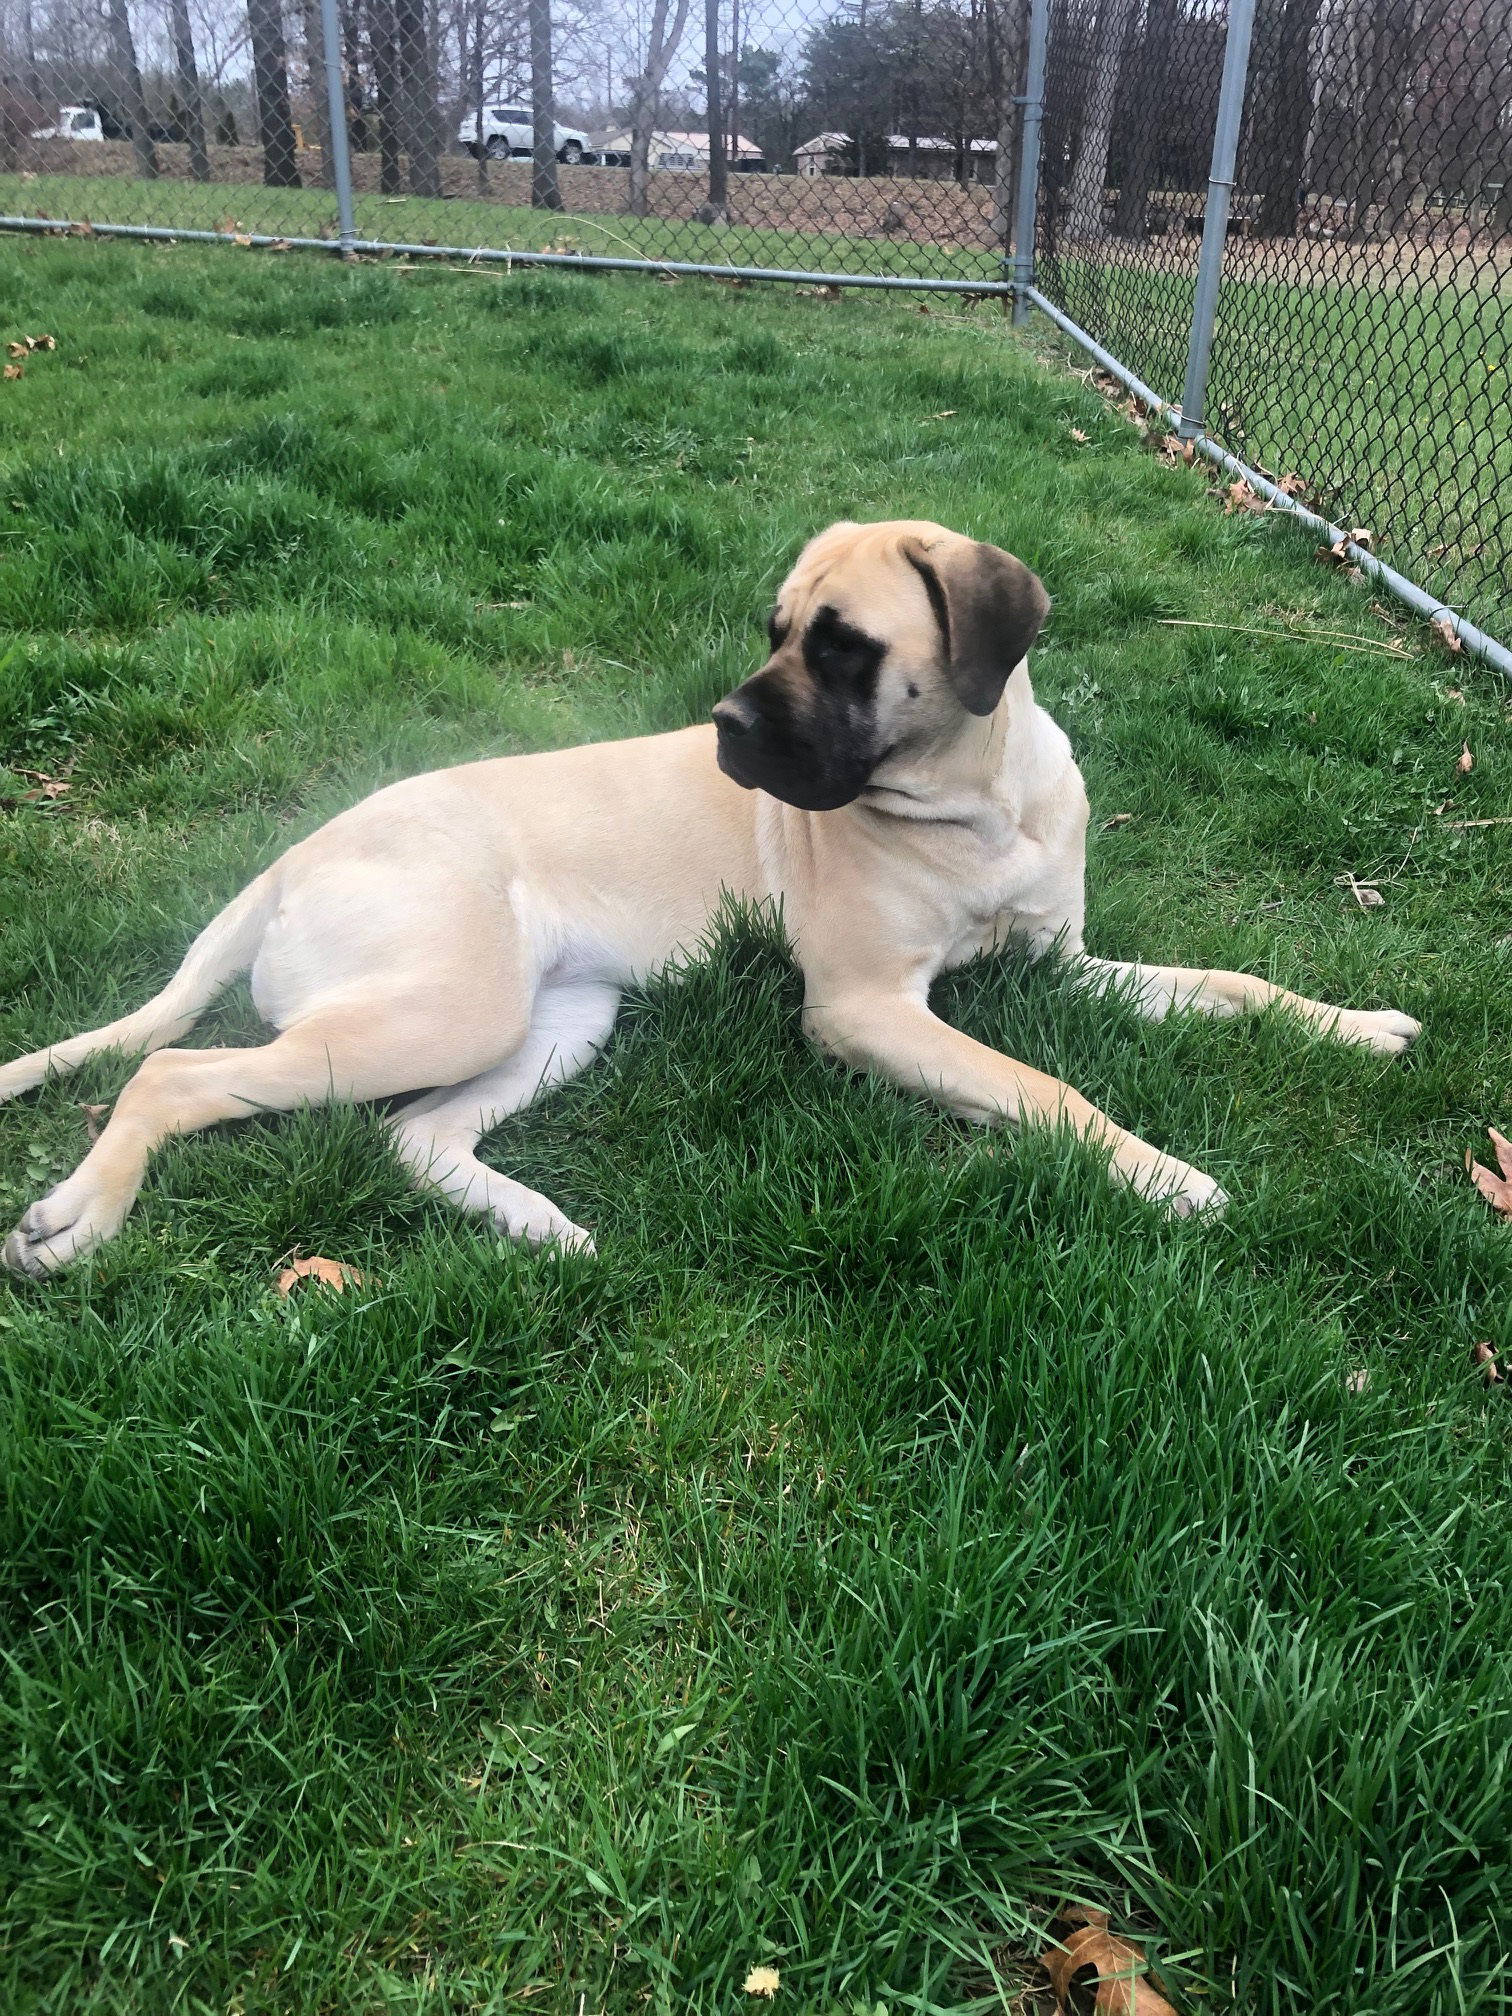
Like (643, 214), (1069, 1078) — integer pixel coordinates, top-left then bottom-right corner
(1336, 873), (1385, 909)
(1474, 1342), (1501, 1384)
(1457, 741), (1474, 774)
(743, 1965), (780, 1997)
(925, 408), (958, 421)
(1041, 1908), (1177, 2015)
(2, 364), (23, 382)
(79, 1101), (110, 1143)
(5, 341), (26, 358)
(1225, 478), (1266, 514)
(1070, 426), (1089, 445)
(26, 334), (56, 351)
(1432, 615), (1466, 655)
(1102, 812), (1135, 829)
(1277, 472), (1307, 498)
(1466, 1128), (1512, 1218)
(276, 1254), (367, 1297)
(1346, 1367), (1371, 1395)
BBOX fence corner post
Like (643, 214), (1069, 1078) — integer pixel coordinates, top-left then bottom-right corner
(1178, 0), (1258, 440)
(1011, 0), (1050, 328)
(317, 0), (357, 258)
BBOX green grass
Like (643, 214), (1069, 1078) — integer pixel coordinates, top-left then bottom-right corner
(1039, 252), (1512, 644)
(1, 236), (1510, 2014)
(0, 166), (1003, 281)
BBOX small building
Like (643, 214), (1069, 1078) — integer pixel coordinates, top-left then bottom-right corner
(593, 129), (764, 172)
(884, 134), (997, 185)
(794, 132), (851, 178)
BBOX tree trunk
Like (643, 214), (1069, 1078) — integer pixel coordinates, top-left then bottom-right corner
(167, 0), (212, 180)
(104, 0), (158, 179)
(529, 0), (562, 210)
(248, 0), (303, 187)
(1062, 0), (1139, 239)
(699, 0), (728, 221)
(396, 0), (441, 197)
(1251, 0), (1323, 236)
(471, 0), (487, 194)
(988, 0), (1026, 256)
(627, 0), (692, 216)
(370, 0), (403, 194)
(1111, 0), (1177, 237)
(300, 0), (335, 190)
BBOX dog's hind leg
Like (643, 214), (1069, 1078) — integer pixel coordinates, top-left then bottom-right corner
(389, 979), (620, 1253)
(1073, 957), (1419, 1055)
(3, 982), (534, 1279)
(0, 873), (278, 1104)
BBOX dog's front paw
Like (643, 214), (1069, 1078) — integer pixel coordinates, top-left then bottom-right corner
(2, 1181), (124, 1278)
(1130, 1154), (1228, 1221)
(1336, 1007), (1420, 1056)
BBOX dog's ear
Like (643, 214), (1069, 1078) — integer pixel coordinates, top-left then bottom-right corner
(901, 535), (1051, 715)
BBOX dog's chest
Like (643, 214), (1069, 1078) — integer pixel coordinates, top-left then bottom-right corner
(933, 818), (1078, 971)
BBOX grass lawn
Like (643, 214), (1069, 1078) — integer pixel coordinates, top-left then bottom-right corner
(1, 236), (1510, 2014)
(0, 167), (1003, 283)
(1037, 252), (1512, 647)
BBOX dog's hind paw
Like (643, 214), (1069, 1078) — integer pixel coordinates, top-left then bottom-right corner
(1337, 1008), (1420, 1056)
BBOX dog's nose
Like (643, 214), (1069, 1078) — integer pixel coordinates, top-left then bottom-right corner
(713, 696), (760, 739)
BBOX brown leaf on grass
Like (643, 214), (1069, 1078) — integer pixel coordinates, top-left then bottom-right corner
(231, 233), (253, 248)
(1457, 741), (1474, 773)
(924, 409), (958, 421)
(5, 341), (26, 358)
(66, 219), (95, 237)
(1069, 426), (1089, 444)
(1466, 1129), (1512, 1218)
(1346, 1367), (1371, 1394)
(1225, 478), (1265, 514)
(79, 1102), (110, 1143)
(26, 334), (56, 351)
(1102, 812), (1135, 829)
(1432, 616), (1466, 655)
(2, 364), (22, 382)
(1041, 1908), (1178, 2015)
(1277, 472), (1307, 498)
(276, 1254), (367, 1297)
(1181, 437), (1195, 464)
(1474, 1342), (1501, 1383)
(1336, 873), (1385, 909)
(742, 1965), (780, 1997)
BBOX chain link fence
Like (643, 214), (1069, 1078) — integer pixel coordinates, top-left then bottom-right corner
(0, 0), (1509, 665)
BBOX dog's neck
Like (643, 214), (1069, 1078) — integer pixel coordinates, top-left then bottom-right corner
(855, 662), (1033, 825)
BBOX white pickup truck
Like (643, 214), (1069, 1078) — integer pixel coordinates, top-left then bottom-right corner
(457, 105), (590, 163)
(31, 105), (113, 142)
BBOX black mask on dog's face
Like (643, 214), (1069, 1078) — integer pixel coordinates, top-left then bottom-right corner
(713, 524), (1051, 812)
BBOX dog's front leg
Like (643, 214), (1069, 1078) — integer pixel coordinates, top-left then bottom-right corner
(803, 988), (1226, 1217)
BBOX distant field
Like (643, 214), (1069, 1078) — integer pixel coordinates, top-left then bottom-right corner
(1038, 250), (1512, 643)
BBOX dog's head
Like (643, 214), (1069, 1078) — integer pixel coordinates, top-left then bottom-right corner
(712, 520), (1050, 812)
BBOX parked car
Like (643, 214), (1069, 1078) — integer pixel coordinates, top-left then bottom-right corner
(30, 104), (113, 142)
(457, 107), (590, 164)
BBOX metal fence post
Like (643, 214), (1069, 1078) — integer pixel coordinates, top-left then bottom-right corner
(1177, 0), (1257, 440)
(317, 0), (357, 256)
(1011, 0), (1050, 327)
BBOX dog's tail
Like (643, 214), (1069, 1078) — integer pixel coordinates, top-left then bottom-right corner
(0, 869), (279, 1104)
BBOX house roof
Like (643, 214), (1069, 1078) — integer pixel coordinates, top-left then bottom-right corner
(795, 131), (851, 154)
(594, 129), (763, 159)
(885, 133), (998, 153)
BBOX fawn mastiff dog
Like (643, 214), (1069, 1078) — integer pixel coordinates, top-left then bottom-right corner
(1, 519), (1419, 1276)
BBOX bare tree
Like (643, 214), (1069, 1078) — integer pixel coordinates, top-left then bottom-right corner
(1110, 0), (1178, 236)
(168, 0), (213, 179)
(371, 0), (404, 192)
(987, 0), (1028, 271)
(1062, 0), (1139, 238)
(396, 0), (442, 195)
(105, 0), (160, 178)
(248, 0), (302, 185)
(697, 0), (726, 221)
(300, 0), (336, 188)
(626, 0), (692, 216)
(529, 0), (562, 208)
